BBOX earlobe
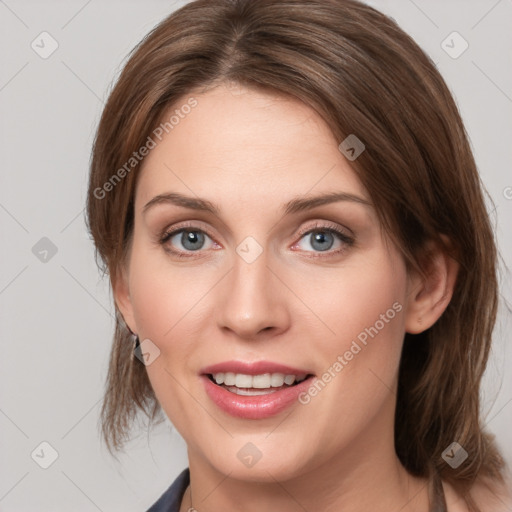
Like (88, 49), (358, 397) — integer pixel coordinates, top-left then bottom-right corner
(404, 240), (459, 334)
(112, 267), (138, 335)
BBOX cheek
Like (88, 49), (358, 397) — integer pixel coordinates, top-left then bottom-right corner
(302, 256), (407, 434)
(298, 255), (407, 359)
(295, 253), (407, 419)
(126, 247), (209, 434)
(127, 242), (211, 342)
(126, 245), (219, 401)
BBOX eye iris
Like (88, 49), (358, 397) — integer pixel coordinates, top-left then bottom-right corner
(181, 230), (204, 250)
(310, 231), (334, 251)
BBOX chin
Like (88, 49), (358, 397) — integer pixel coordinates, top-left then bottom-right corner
(196, 434), (317, 483)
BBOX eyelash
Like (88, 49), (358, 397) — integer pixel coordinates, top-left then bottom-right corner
(158, 221), (355, 259)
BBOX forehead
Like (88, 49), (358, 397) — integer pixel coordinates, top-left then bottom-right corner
(135, 83), (368, 211)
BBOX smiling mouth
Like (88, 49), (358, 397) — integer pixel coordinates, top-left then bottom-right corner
(207, 372), (312, 396)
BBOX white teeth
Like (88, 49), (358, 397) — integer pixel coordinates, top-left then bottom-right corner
(252, 373), (271, 389)
(224, 372), (236, 385)
(211, 372), (307, 390)
(235, 374), (253, 388)
(284, 375), (296, 385)
(271, 373), (285, 387)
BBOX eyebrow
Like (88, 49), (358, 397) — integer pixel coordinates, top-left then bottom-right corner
(142, 191), (371, 216)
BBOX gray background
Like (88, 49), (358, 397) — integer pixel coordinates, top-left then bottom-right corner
(0, 0), (511, 510)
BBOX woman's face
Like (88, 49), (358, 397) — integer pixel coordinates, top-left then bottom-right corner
(118, 83), (417, 481)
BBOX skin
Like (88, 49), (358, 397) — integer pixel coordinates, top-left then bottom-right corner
(115, 83), (461, 511)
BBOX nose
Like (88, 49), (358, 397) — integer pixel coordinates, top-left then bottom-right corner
(216, 248), (291, 341)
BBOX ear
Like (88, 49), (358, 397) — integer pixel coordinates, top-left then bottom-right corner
(112, 265), (138, 336)
(404, 238), (459, 334)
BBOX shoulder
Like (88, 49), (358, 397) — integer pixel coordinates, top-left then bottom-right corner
(443, 476), (512, 512)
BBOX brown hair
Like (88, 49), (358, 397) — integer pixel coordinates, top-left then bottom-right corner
(86, 0), (506, 506)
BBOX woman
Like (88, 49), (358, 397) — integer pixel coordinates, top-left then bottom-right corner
(86, 0), (511, 510)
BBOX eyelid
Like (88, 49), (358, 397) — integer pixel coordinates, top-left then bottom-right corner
(294, 220), (353, 240)
(159, 220), (217, 243)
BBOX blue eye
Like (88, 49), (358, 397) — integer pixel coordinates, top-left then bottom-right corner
(159, 222), (354, 259)
(163, 229), (214, 253)
(295, 227), (353, 254)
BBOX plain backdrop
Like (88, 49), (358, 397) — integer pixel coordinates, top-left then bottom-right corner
(0, 0), (511, 510)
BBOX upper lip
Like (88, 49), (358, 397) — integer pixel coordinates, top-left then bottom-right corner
(201, 360), (314, 376)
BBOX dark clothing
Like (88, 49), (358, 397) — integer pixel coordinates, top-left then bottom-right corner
(147, 468), (189, 512)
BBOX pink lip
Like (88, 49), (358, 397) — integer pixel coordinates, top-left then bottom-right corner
(200, 360), (315, 419)
(201, 360), (312, 376)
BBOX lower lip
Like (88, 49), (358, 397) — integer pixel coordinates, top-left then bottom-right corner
(201, 375), (314, 419)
